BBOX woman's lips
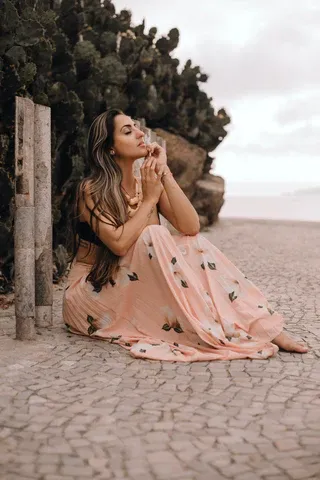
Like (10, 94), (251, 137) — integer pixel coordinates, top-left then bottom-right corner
(138, 142), (146, 147)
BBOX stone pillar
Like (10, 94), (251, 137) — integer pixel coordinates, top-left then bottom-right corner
(14, 97), (36, 340)
(34, 104), (53, 327)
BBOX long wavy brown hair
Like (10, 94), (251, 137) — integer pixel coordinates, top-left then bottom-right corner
(69, 108), (130, 290)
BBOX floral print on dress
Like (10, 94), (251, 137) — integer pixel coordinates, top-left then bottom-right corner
(116, 266), (139, 287)
(202, 291), (216, 316)
(87, 315), (98, 336)
(216, 274), (241, 302)
(177, 245), (187, 256)
(63, 224), (284, 362)
(199, 317), (223, 338)
(161, 305), (184, 333)
(193, 235), (217, 271)
(257, 304), (275, 315)
(170, 257), (189, 288)
(143, 237), (156, 260)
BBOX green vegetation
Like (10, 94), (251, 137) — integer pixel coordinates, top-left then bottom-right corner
(0, 0), (230, 292)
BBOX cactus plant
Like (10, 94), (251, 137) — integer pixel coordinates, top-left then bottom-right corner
(0, 0), (230, 292)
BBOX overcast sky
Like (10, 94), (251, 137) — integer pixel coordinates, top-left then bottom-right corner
(115, 0), (320, 185)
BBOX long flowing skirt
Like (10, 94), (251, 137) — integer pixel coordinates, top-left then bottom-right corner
(63, 225), (284, 362)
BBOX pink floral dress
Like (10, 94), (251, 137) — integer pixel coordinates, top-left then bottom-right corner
(63, 210), (284, 362)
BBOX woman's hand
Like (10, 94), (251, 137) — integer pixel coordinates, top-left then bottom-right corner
(146, 142), (168, 177)
(140, 155), (163, 204)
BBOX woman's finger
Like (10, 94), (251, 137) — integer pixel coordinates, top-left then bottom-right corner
(145, 158), (157, 182)
(144, 154), (154, 168)
(148, 142), (160, 156)
(146, 145), (153, 155)
(157, 165), (166, 177)
(140, 163), (146, 183)
(150, 142), (162, 157)
(149, 156), (157, 171)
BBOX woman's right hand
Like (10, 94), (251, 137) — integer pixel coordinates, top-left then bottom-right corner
(140, 155), (164, 204)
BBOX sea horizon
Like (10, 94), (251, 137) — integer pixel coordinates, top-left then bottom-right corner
(224, 181), (320, 197)
(220, 181), (320, 223)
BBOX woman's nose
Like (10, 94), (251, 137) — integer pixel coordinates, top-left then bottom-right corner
(136, 129), (144, 138)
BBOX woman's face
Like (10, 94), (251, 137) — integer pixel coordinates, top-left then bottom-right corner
(112, 114), (147, 160)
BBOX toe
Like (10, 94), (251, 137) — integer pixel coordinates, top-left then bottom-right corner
(296, 343), (309, 353)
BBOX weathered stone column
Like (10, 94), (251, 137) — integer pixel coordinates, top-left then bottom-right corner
(14, 97), (36, 340)
(34, 104), (53, 327)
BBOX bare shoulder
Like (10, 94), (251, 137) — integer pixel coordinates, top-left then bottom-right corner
(77, 179), (94, 220)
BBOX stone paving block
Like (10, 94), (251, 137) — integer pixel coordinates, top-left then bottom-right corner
(220, 462), (253, 477)
(274, 456), (304, 470)
(60, 465), (95, 477)
(0, 219), (319, 480)
(287, 465), (320, 479)
(274, 438), (301, 451)
(37, 463), (59, 475)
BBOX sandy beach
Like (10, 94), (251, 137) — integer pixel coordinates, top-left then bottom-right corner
(1, 218), (319, 480)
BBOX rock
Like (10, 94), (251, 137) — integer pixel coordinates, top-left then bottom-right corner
(53, 244), (69, 283)
(154, 128), (206, 198)
(192, 174), (225, 225)
(155, 129), (225, 227)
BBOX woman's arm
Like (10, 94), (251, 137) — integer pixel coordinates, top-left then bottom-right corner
(158, 167), (200, 236)
(80, 162), (163, 256)
(80, 192), (157, 256)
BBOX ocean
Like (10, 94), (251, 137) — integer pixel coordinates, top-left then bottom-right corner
(219, 182), (320, 223)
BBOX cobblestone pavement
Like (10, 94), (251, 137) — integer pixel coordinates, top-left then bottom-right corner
(1, 218), (320, 480)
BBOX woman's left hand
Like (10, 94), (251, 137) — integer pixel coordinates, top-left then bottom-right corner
(146, 142), (168, 177)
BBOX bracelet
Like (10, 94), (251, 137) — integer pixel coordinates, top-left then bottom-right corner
(162, 168), (173, 178)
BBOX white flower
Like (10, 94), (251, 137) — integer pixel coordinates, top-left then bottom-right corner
(193, 235), (209, 253)
(221, 321), (251, 342)
(86, 282), (103, 297)
(202, 291), (215, 314)
(200, 318), (216, 334)
(160, 305), (184, 332)
(130, 342), (164, 355)
(178, 245), (187, 256)
(160, 305), (176, 323)
(199, 317), (224, 339)
(116, 266), (139, 287)
(169, 257), (188, 288)
(193, 236), (217, 271)
(98, 312), (113, 329)
(217, 274), (241, 301)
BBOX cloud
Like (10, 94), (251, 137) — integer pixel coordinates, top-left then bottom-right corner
(196, 12), (320, 102)
(115, 0), (320, 182)
(274, 92), (320, 125)
(221, 123), (320, 156)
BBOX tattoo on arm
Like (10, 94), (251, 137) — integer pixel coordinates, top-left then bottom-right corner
(147, 206), (154, 219)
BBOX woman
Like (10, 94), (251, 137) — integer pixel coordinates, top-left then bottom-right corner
(63, 108), (308, 361)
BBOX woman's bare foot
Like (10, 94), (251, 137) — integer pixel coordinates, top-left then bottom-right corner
(272, 332), (309, 353)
